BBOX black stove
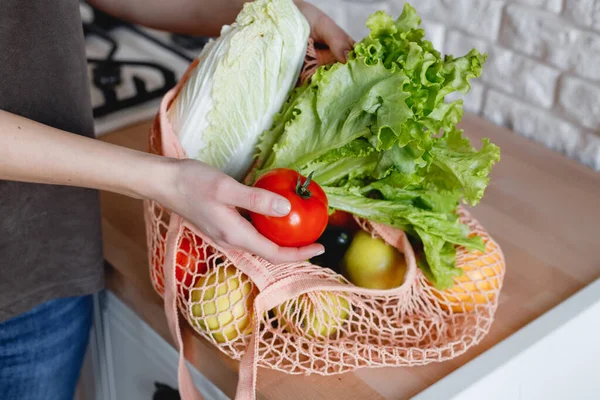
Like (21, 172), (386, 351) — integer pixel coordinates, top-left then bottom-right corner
(83, 4), (212, 119)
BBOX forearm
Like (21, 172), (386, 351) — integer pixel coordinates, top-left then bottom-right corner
(87, 0), (250, 37)
(0, 109), (172, 200)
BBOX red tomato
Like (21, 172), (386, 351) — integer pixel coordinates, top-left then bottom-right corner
(176, 236), (209, 293)
(250, 168), (329, 247)
(154, 231), (209, 296)
(328, 210), (360, 232)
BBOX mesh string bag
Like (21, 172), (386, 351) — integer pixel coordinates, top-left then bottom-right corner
(144, 39), (506, 400)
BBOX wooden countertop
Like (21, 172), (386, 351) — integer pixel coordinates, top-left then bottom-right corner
(99, 113), (600, 400)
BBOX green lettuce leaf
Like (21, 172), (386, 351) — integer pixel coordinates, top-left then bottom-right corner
(255, 60), (413, 173)
(324, 188), (483, 252)
(362, 180), (461, 215)
(415, 228), (463, 289)
(298, 139), (379, 185)
(428, 128), (501, 205)
(252, 3), (498, 289)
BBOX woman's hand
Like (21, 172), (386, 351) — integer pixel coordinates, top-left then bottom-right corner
(295, 0), (355, 63)
(155, 159), (325, 264)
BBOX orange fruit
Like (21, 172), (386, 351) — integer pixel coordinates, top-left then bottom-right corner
(430, 235), (504, 313)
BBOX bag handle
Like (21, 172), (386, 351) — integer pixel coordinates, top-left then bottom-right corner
(163, 214), (204, 400)
(159, 58), (200, 159)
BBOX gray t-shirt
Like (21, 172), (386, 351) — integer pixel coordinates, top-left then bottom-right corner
(0, 0), (105, 322)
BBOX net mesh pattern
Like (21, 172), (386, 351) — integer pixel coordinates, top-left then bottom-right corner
(146, 198), (504, 375)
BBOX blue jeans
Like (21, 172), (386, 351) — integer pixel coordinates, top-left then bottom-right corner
(0, 295), (94, 400)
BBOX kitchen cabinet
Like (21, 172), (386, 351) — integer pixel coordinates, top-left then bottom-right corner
(77, 291), (228, 400)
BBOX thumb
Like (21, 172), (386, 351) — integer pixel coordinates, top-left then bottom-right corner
(216, 178), (291, 217)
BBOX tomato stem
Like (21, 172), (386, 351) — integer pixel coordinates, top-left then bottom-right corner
(295, 171), (314, 199)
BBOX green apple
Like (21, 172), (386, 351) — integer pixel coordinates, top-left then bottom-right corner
(342, 231), (407, 289)
(190, 266), (255, 343)
(275, 291), (351, 339)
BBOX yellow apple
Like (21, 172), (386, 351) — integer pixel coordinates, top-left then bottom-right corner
(190, 265), (255, 343)
(275, 291), (351, 339)
(342, 231), (407, 289)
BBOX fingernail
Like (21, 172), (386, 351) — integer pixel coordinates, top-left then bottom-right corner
(314, 247), (325, 256)
(273, 198), (291, 216)
(343, 49), (350, 60)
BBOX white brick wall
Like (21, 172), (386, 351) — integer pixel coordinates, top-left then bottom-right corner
(306, 0), (600, 171)
(484, 90), (583, 155)
(558, 76), (600, 130)
(514, 0), (563, 13)
(501, 5), (600, 82)
(563, 0), (600, 29)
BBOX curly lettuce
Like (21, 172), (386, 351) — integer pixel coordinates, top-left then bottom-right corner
(253, 4), (500, 289)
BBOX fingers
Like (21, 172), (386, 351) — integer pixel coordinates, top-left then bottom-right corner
(216, 211), (325, 264)
(313, 15), (354, 62)
(215, 176), (291, 217)
(297, 1), (354, 62)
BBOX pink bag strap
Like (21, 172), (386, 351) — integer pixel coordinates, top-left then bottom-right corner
(159, 58), (199, 159)
(163, 214), (204, 400)
(235, 305), (261, 400)
(161, 219), (274, 400)
(156, 59), (204, 399)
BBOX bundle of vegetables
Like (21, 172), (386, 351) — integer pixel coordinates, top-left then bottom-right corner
(250, 4), (500, 290)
